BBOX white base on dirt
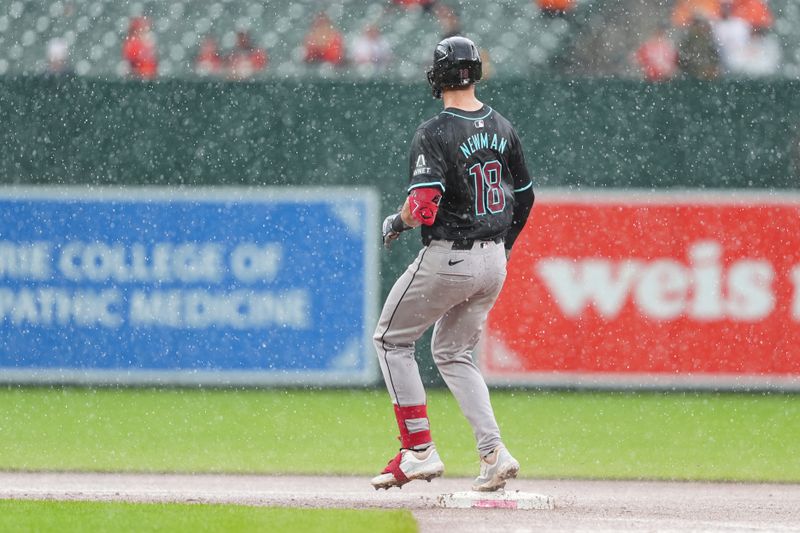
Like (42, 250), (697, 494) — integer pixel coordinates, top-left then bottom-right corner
(436, 490), (554, 510)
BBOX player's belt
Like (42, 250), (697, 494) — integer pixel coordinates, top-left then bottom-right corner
(448, 235), (504, 250)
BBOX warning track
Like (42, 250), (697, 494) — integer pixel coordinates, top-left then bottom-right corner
(1, 472), (799, 532)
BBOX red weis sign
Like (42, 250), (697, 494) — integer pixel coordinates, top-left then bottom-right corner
(482, 191), (800, 389)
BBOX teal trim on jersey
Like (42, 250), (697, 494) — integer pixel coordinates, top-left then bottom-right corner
(514, 181), (533, 193)
(440, 107), (494, 121)
(408, 181), (445, 192)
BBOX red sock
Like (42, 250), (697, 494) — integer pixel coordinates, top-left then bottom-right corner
(393, 404), (432, 449)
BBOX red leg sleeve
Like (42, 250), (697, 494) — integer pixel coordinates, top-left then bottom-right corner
(394, 404), (432, 449)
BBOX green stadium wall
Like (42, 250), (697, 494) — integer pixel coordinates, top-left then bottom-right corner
(2, 76), (798, 384)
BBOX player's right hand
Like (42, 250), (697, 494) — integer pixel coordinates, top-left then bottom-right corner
(382, 214), (402, 249)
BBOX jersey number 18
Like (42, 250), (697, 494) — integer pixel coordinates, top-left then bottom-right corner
(469, 160), (505, 216)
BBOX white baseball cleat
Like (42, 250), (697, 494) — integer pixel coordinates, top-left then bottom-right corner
(472, 444), (520, 492)
(371, 445), (445, 490)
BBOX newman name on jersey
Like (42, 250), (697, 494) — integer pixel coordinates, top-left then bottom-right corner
(458, 131), (509, 159)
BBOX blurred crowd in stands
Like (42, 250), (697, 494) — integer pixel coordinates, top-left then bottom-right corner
(115, 0), (466, 80)
(34, 0), (787, 82)
(634, 0), (780, 81)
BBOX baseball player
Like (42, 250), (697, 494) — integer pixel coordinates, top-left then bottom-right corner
(371, 36), (535, 491)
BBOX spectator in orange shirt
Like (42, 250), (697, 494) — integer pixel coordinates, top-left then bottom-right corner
(304, 12), (345, 66)
(672, 0), (721, 27)
(537, 0), (576, 17)
(195, 36), (223, 77)
(634, 25), (679, 82)
(227, 31), (268, 80)
(122, 16), (158, 79)
(730, 0), (773, 29)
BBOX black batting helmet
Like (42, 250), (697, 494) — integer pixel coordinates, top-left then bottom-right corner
(426, 36), (482, 99)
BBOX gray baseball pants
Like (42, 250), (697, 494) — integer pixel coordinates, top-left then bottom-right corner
(373, 238), (507, 456)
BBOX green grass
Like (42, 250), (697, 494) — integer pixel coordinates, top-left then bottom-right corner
(1, 388), (798, 481)
(0, 500), (416, 533)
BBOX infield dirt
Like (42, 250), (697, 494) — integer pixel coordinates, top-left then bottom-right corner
(1, 472), (799, 532)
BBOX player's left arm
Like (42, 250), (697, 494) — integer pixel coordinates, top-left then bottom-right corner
(382, 127), (446, 248)
(382, 187), (442, 248)
(504, 130), (535, 257)
(405, 127), (446, 227)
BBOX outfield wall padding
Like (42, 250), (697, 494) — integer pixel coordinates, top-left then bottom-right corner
(2, 76), (798, 385)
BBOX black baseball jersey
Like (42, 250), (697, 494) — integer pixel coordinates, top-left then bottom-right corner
(407, 105), (532, 243)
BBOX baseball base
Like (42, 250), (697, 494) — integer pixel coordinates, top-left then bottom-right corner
(436, 490), (554, 510)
